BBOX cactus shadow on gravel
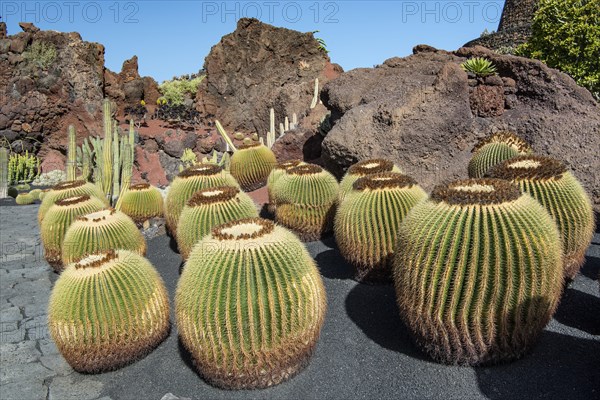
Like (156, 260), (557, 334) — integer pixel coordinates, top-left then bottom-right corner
(580, 256), (600, 280)
(553, 288), (600, 335)
(314, 237), (355, 280)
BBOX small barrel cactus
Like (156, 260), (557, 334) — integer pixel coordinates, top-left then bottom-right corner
(273, 164), (339, 241)
(48, 250), (170, 373)
(38, 180), (109, 224)
(339, 158), (402, 202)
(176, 218), (326, 389)
(176, 186), (258, 260)
(164, 164), (239, 236)
(487, 155), (595, 279)
(266, 159), (305, 214)
(29, 188), (42, 200)
(468, 131), (532, 178)
(15, 183), (30, 191)
(38, 189), (49, 201)
(15, 192), (35, 205)
(233, 132), (245, 141)
(62, 208), (146, 265)
(118, 183), (164, 224)
(393, 179), (563, 365)
(334, 172), (427, 283)
(230, 142), (277, 191)
(41, 195), (107, 272)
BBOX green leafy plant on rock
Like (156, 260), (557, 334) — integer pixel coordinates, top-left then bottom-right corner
(176, 218), (326, 389)
(461, 57), (497, 77)
(468, 131), (533, 178)
(23, 41), (57, 70)
(158, 76), (205, 106)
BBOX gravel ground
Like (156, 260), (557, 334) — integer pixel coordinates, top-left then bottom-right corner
(1, 203), (598, 400)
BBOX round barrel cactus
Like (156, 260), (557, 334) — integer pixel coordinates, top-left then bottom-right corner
(487, 155), (595, 279)
(15, 192), (35, 205)
(38, 189), (49, 201)
(266, 159), (305, 214)
(468, 131), (532, 178)
(393, 179), (563, 365)
(29, 189), (42, 200)
(38, 180), (109, 224)
(273, 164), (339, 241)
(230, 143), (277, 191)
(62, 208), (146, 265)
(176, 186), (258, 260)
(335, 172), (427, 283)
(339, 158), (402, 203)
(164, 164), (239, 236)
(41, 195), (107, 272)
(176, 218), (326, 389)
(119, 183), (164, 223)
(48, 250), (170, 373)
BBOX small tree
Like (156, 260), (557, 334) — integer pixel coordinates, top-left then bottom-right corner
(517, 0), (600, 100)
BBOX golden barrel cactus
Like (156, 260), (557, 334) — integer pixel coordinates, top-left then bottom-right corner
(15, 192), (35, 205)
(230, 143), (277, 191)
(38, 180), (108, 224)
(266, 159), (305, 214)
(339, 158), (402, 203)
(468, 131), (532, 178)
(118, 183), (164, 223)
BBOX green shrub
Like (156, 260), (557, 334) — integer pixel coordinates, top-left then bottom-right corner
(23, 41), (57, 70)
(158, 76), (205, 105)
(460, 57), (497, 77)
(517, 0), (600, 100)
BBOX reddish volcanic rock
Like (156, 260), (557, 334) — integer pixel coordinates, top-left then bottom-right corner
(134, 147), (169, 187)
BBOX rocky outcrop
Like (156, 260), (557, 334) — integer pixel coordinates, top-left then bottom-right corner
(321, 45), (600, 211)
(197, 18), (342, 136)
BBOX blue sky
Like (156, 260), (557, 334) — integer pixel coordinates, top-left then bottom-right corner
(2, 1), (503, 82)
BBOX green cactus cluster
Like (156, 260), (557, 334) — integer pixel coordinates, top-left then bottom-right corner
(393, 178), (564, 365)
(335, 172), (427, 283)
(62, 208), (146, 265)
(48, 250), (170, 373)
(7, 151), (39, 184)
(273, 164), (339, 241)
(164, 163), (240, 236)
(176, 218), (326, 389)
(468, 131), (532, 178)
(15, 192), (35, 205)
(487, 155), (595, 279)
(117, 183), (164, 224)
(230, 142), (277, 191)
(266, 159), (305, 214)
(339, 159), (402, 203)
(38, 180), (109, 224)
(176, 186), (258, 260)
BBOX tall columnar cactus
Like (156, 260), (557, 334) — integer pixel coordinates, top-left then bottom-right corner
(310, 78), (319, 109)
(61, 208), (146, 265)
(66, 125), (77, 181)
(118, 183), (164, 224)
(164, 163), (240, 236)
(38, 180), (109, 224)
(393, 179), (563, 365)
(176, 186), (258, 260)
(266, 159), (305, 214)
(273, 164), (339, 241)
(0, 147), (7, 199)
(468, 131), (532, 178)
(229, 142), (277, 191)
(487, 155), (595, 279)
(339, 159), (402, 203)
(176, 218), (326, 389)
(41, 195), (107, 272)
(335, 172), (427, 283)
(101, 99), (113, 196)
(49, 250), (170, 373)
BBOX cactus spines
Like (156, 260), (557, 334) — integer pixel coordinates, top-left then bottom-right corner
(29, 188), (42, 200)
(334, 172), (427, 283)
(61, 208), (146, 265)
(41, 195), (107, 272)
(15, 192), (35, 205)
(38, 180), (109, 224)
(339, 159), (402, 202)
(468, 131), (532, 178)
(49, 250), (170, 373)
(176, 186), (258, 259)
(164, 163), (240, 236)
(118, 183), (164, 224)
(0, 147), (7, 199)
(487, 155), (595, 279)
(66, 125), (77, 181)
(266, 159), (305, 214)
(176, 218), (326, 389)
(229, 142), (277, 192)
(393, 178), (563, 365)
(273, 164), (339, 241)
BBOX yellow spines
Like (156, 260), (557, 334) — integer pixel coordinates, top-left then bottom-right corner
(266, 159), (305, 214)
(468, 131), (532, 178)
(339, 158), (402, 203)
(230, 142), (277, 191)
(38, 180), (109, 224)
(119, 183), (164, 223)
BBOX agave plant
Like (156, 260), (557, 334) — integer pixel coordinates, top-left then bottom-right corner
(461, 57), (497, 77)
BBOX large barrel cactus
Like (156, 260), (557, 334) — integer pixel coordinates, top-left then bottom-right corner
(118, 183), (164, 223)
(62, 208), (146, 265)
(41, 195), (107, 272)
(266, 159), (305, 214)
(230, 142), (277, 191)
(164, 163), (239, 236)
(176, 186), (258, 260)
(176, 218), (326, 389)
(335, 172), (427, 283)
(38, 180), (109, 224)
(487, 155), (595, 279)
(273, 164), (339, 241)
(339, 158), (402, 202)
(48, 250), (170, 373)
(393, 179), (563, 365)
(468, 131), (532, 178)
